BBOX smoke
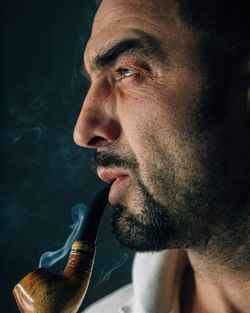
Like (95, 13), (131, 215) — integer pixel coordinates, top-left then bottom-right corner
(38, 203), (86, 268)
(7, 126), (42, 147)
(95, 253), (128, 288)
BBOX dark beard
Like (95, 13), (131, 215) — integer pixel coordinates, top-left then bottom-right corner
(92, 128), (250, 267)
(110, 178), (249, 259)
(92, 152), (214, 252)
(110, 186), (178, 252)
(109, 178), (224, 253)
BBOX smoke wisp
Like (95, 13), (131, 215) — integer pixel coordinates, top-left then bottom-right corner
(95, 253), (128, 288)
(38, 203), (86, 268)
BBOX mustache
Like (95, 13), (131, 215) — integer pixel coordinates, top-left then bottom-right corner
(91, 151), (138, 171)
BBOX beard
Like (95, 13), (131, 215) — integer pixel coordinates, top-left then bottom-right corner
(92, 136), (248, 252)
(92, 90), (250, 268)
(110, 183), (179, 252)
(109, 181), (214, 252)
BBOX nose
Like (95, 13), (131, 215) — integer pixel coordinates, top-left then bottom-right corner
(73, 81), (121, 148)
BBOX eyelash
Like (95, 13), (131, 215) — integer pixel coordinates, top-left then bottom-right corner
(114, 67), (138, 81)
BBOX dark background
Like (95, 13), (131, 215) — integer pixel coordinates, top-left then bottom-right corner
(1, 1), (134, 312)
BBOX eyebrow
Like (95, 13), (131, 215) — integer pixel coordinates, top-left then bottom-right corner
(82, 34), (164, 79)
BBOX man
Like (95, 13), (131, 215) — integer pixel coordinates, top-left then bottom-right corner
(74, 0), (250, 312)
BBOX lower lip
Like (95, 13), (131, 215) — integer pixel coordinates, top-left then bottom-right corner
(109, 176), (131, 204)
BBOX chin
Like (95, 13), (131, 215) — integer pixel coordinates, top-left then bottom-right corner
(110, 203), (179, 252)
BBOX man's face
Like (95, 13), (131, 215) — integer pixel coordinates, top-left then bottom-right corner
(74, 0), (249, 252)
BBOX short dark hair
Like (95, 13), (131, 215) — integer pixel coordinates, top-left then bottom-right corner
(177, 0), (250, 71)
(176, 1), (250, 123)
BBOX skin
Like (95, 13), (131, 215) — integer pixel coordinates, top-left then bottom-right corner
(74, 0), (250, 312)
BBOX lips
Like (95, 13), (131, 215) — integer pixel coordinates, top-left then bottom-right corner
(97, 168), (131, 204)
(97, 168), (129, 183)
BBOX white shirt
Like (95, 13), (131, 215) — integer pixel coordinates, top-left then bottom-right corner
(82, 249), (188, 313)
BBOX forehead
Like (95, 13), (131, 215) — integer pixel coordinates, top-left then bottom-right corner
(84, 0), (197, 71)
(93, 0), (179, 29)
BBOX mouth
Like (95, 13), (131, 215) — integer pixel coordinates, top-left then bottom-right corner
(97, 168), (131, 204)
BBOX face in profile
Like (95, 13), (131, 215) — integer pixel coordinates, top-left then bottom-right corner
(74, 0), (250, 257)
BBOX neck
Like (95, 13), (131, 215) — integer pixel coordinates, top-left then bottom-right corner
(180, 249), (250, 313)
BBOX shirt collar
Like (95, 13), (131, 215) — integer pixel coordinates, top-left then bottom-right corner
(120, 249), (188, 313)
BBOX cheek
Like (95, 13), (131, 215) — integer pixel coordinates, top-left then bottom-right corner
(115, 68), (203, 180)
(117, 87), (163, 145)
(116, 88), (170, 184)
(116, 66), (201, 137)
(116, 79), (190, 159)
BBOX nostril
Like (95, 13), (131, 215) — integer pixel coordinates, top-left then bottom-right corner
(88, 136), (107, 148)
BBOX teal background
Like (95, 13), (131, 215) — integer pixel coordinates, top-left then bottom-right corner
(1, 1), (134, 312)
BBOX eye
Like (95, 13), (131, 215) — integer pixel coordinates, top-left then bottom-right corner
(114, 67), (137, 81)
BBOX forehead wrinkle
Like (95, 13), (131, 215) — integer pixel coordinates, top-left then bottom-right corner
(94, 0), (179, 27)
(96, 0), (177, 19)
(93, 2), (179, 41)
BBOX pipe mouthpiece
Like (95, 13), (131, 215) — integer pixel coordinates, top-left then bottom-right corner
(78, 183), (111, 242)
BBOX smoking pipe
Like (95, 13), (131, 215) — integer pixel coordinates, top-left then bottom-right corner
(13, 184), (111, 313)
